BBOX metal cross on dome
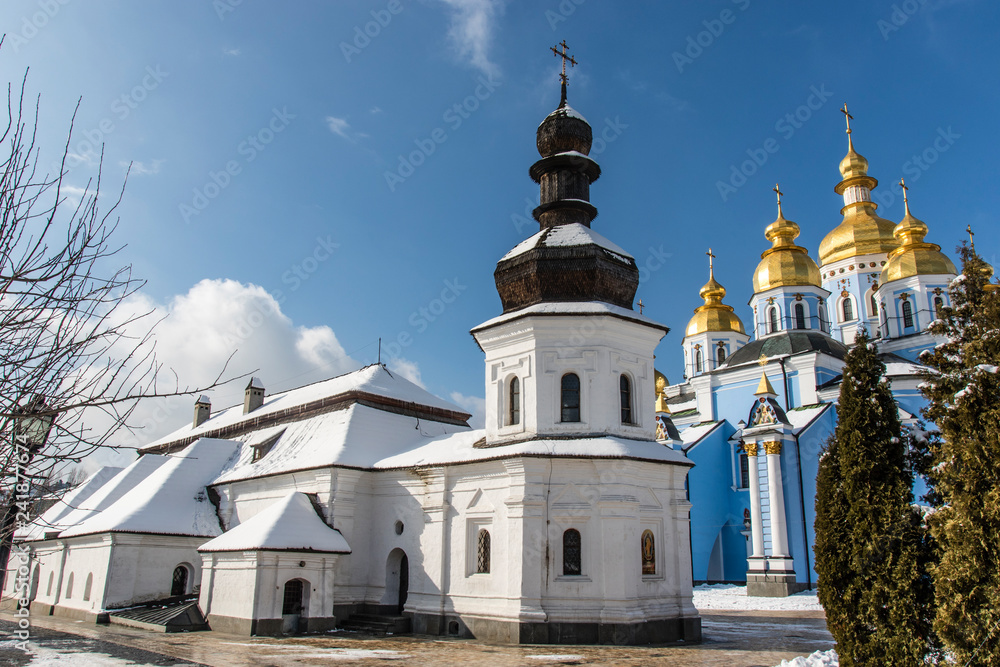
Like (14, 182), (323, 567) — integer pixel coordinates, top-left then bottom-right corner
(551, 40), (577, 105)
(967, 224), (976, 250)
(840, 103), (853, 134)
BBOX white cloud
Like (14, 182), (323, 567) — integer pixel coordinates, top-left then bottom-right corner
(369, 106), (383, 115)
(223, 48), (241, 56)
(325, 116), (368, 142)
(83, 279), (361, 469)
(386, 357), (424, 388)
(123, 159), (164, 176)
(449, 391), (485, 429)
(438, 0), (505, 77)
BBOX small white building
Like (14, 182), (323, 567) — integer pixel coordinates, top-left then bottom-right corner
(4, 83), (700, 644)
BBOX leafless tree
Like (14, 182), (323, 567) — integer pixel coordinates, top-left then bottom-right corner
(0, 46), (244, 577)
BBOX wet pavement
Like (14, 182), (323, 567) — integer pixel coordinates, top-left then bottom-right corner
(0, 610), (833, 667)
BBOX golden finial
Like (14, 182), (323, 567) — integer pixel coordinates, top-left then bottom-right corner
(551, 40), (577, 107)
(899, 177), (909, 213)
(706, 248), (716, 278)
(773, 183), (784, 216)
(757, 353), (768, 368)
(967, 224), (976, 251)
(638, 298), (645, 315)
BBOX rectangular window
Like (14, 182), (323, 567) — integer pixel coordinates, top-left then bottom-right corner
(739, 453), (749, 488)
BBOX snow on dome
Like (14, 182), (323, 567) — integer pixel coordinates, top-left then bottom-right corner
(145, 364), (467, 451)
(17, 466), (122, 541)
(199, 492), (351, 554)
(538, 104), (589, 127)
(62, 438), (240, 539)
(501, 223), (633, 263)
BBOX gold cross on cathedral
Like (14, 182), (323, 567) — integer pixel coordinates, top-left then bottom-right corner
(706, 248), (715, 276)
(638, 298), (645, 315)
(773, 183), (783, 206)
(551, 40), (577, 105)
(840, 103), (853, 134)
(899, 178), (910, 210)
(967, 224), (976, 250)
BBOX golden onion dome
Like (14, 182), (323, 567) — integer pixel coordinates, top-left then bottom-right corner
(654, 369), (669, 413)
(820, 130), (898, 266)
(880, 187), (956, 283)
(686, 256), (746, 336)
(752, 202), (822, 292)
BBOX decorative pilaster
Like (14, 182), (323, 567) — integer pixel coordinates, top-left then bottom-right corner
(744, 442), (765, 569)
(763, 441), (790, 559)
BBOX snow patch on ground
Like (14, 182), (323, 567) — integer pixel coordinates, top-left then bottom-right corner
(774, 649), (839, 666)
(527, 656), (585, 663)
(693, 583), (824, 611)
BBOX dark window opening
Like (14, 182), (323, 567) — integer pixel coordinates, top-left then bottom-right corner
(282, 579), (303, 615)
(740, 452), (750, 488)
(476, 529), (491, 574)
(171, 566), (188, 596)
(620, 375), (633, 424)
(560, 373), (580, 423)
(509, 377), (520, 425)
(842, 298), (854, 322)
(902, 300), (914, 329)
(563, 529), (582, 575)
(768, 307), (780, 333)
(794, 303), (806, 330)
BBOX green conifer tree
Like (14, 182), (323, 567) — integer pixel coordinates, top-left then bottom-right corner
(920, 244), (1000, 666)
(815, 328), (937, 666)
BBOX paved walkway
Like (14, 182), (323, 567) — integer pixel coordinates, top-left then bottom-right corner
(0, 610), (833, 667)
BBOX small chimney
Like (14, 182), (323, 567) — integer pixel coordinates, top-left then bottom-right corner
(244, 377), (265, 414)
(193, 395), (212, 428)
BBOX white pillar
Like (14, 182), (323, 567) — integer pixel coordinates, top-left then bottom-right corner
(764, 441), (790, 557)
(746, 444), (764, 560)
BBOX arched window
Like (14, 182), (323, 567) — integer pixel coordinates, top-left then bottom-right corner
(619, 374), (633, 424)
(739, 452), (750, 488)
(716, 345), (726, 367)
(881, 308), (889, 339)
(171, 565), (189, 596)
(768, 306), (780, 333)
(65, 573), (74, 599)
(83, 573), (93, 602)
(842, 297), (855, 322)
(902, 300), (914, 329)
(282, 579), (303, 615)
(563, 529), (582, 575)
(819, 302), (829, 333)
(641, 530), (656, 575)
(934, 296), (944, 318)
(870, 294), (879, 317)
(476, 529), (491, 574)
(694, 349), (702, 373)
(508, 377), (520, 426)
(794, 303), (806, 330)
(46, 571), (53, 597)
(560, 373), (580, 423)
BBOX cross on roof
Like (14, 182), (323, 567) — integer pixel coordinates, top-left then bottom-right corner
(638, 298), (645, 315)
(840, 103), (853, 134)
(773, 183), (783, 206)
(967, 224), (976, 250)
(706, 248), (715, 276)
(899, 177), (910, 211)
(551, 40), (577, 106)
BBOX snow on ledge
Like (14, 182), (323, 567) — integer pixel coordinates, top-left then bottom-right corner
(473, 301), (666, 333)
(501, 223), (633, 263)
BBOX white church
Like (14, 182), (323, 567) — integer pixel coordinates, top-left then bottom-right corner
(3, 66), (702, 645)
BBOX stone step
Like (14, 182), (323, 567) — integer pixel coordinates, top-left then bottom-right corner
(339, 613), (411, 635)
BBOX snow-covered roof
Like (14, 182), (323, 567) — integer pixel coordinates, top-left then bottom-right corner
(144, 364), (467, 452)
(680, 421), (724, 451)
(501, 223), (633, 263)
(199, 492), (351, 554)
(786, 403), (832, 431)
(212, 403), (468, 485)
(473, 301), (667, 334)
(371, 430), (692, 469)
(18, 466), (123, 541)
(61, 438), (240, 539)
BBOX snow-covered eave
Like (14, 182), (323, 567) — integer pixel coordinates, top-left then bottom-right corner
(55, 528), (216, 541)
(787, 402), (833, 434)
(141, 389), (471, 455)
(681, 420), (725, 454)
(471, 302), (669, 347)
(375, 451), (694, 471)
(198, 546), (351, 555)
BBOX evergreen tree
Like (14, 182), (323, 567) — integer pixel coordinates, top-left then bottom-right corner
(920, 244), (1000, 666)
(815, 328), (937, 666)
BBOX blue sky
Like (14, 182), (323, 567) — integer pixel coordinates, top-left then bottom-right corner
(2, 0), (997, 444)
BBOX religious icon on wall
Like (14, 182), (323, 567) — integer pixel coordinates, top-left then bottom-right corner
(641, 529), (656, 575)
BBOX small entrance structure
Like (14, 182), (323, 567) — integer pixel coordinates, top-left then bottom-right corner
(198, 492), (351, 635)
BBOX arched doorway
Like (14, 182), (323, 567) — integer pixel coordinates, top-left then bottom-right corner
(281, 579), (309, 634)
(171, 565), (189, 596)
(382, 549), (409, 615)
